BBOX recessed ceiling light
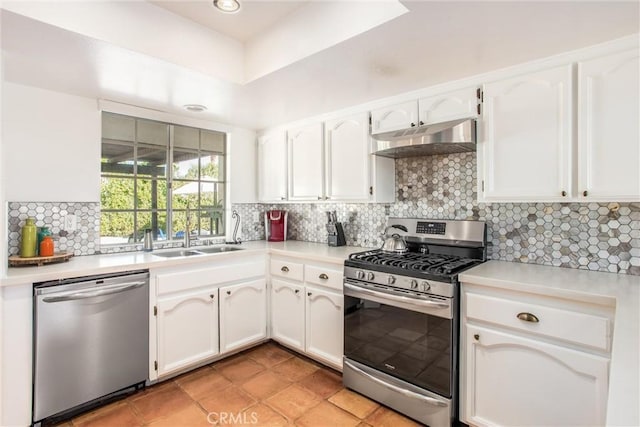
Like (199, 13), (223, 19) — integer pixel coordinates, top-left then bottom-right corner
(183, 104), (208, 112)
(213, 0), (240, 14)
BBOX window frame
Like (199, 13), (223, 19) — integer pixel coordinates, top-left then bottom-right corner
(100, 112), (227, 246)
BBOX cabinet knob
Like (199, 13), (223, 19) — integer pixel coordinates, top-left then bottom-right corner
(319, 273), (329, 280)
(294, 289), (300, 294)
(210, 294), (215, 299)
(318, 196), (323, 200)
(419, 121), (424, 126)
(410, 122), (416, 127)
(474, 334), (480, 341)
(561, 190), (567, 197)
(281, 266), (289, 272)
(280, 197), (286, 200)
(307, 292), (312, 296)
(226, 290), (231, 296)
(517, 312), (539, 323)
(583, 190), (588, 197)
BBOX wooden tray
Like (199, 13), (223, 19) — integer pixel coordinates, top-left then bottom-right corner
(9, 252), (74, 267)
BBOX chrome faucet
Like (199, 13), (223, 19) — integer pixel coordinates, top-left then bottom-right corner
(184, 206), (191, 248)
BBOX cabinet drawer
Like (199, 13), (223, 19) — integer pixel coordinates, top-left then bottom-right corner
(271, 259), (304, 282)
(304, 265), (343, 291)
(466, 292), (611, 351)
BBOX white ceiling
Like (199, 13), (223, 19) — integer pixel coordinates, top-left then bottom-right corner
(1, 1), (639, 131)
(148, 0), (309, 42)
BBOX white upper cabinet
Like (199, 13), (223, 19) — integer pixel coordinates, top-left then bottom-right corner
(578, 49), (640, 201)
(287, 123), (324, 200)
(418, 87), (479, 125)
(325, 113), (370, 201)
(370, 100), (419, 134)
(479, 65), (573, 202)
(257, 131), (287, 202)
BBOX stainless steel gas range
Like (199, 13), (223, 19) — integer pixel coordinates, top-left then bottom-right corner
(342, 218), (487, 426)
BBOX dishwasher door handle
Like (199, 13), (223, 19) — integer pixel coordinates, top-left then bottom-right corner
(42, 281), (146, 303)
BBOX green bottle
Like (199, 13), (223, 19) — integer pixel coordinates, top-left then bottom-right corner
(36, 226), (52, 256)
(20, 218), (38, 258)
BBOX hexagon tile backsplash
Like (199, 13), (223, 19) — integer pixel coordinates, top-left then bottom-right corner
(233, 153), (639, 276)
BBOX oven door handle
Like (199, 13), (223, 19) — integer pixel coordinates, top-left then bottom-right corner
(344, 360), (448, 407)
(344, 282), (450, 310)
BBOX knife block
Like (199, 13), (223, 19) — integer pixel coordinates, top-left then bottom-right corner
(327, 222), (346, 247)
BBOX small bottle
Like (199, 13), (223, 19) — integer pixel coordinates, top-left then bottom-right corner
(20, 218), (38, 258)
(39, 236), (54, 257)
(37, 226), (52, 256)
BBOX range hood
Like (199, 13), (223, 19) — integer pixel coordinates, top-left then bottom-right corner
(372, 118), (477, 158)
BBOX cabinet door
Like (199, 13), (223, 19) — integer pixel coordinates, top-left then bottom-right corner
(371, 100), (419, 134)
(157, 289), (218, 376)
(480, 65), (573, 202)
(257, 131), (287, 202)
(220, 279), (267, 353)
(288, 123), (324, 200)
(271, 279), (305, 351)
(418, 87), (479, 125)
(463, 325), (609, 427)
(578, 49), (640, 201)
(325, 113), (370, 201)
(305, 286), (343, 369)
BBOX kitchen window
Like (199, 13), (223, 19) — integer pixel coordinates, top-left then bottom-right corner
(100, 112), (226, 245)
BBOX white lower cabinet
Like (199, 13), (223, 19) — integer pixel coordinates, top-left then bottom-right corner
(460, 284), (613, 427)
(270, 258), (344, 370)
(305, 286), (343, 368)
(464, 325), (609, 427)
(271, 279), (305, 351)
(157, 288), (219, 376)
(220, 279), (267, 354)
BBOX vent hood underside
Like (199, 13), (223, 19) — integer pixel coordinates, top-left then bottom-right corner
(372, 118), (477, 158)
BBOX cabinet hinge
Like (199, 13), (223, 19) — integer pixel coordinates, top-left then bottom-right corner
(369, 186), (373, 196)
(476, 88), (483, 115)
(154, 361), (158, 371)
(482, 180), (485, 192)
(153, 306), (157, 316)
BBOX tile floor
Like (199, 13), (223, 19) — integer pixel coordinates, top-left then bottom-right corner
(58, 341), (422, 427)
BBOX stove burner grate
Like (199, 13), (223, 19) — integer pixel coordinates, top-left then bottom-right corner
(348, 250), (480, 276)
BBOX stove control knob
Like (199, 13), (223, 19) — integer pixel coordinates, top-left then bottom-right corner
(366, 272), (375, 281)
(410, 280), (418, 289)
(387, 275), (396, 285)
(355, 270), (364, 280)
(421, 282), (431, 292)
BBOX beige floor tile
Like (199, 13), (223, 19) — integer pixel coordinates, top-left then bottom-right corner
(297, 368), (343, 399)
(328, 389), (380, 419)
(198, 385), (256, 415)
(73, 401), (141, 427)
(216, 358), (266, 383)
(246, 343), (294, 368)
(177, 368), (232, 401)
(271, 357), (319, 382)
(147, 403), (211, 427)
(129, 382), (193, 423)
(365, 406), (422, 427)
(241, 371), (292, 400)
(265, 384), (322, 420)
(295, 401), (360, 427)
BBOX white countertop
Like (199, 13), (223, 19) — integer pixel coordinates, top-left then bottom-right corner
(1, 240), (369, 287)
(460, 261), (640, 427)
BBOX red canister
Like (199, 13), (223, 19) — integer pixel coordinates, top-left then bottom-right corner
(39, 236), (54, 257)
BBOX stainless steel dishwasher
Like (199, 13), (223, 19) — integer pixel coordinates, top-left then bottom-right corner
(33, 270), (149, 424)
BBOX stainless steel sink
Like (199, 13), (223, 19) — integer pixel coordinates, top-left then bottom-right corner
(152, 246), (243, 258)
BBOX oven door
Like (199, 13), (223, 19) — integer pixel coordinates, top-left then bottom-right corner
(343, 280), (454, 398)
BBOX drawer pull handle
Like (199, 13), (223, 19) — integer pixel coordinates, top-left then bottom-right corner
(281, 266), (289, 272)
(517, 312), (539, 323)
(319, 273), (329, 280)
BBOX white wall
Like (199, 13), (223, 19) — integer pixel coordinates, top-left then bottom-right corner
(2, 82), (101, 202)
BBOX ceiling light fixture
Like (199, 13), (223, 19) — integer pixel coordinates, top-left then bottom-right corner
(213, 0), (240, 14)
(183, 104), (208, 112)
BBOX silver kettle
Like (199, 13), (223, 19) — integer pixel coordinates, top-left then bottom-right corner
(381, 225), (408, 254)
